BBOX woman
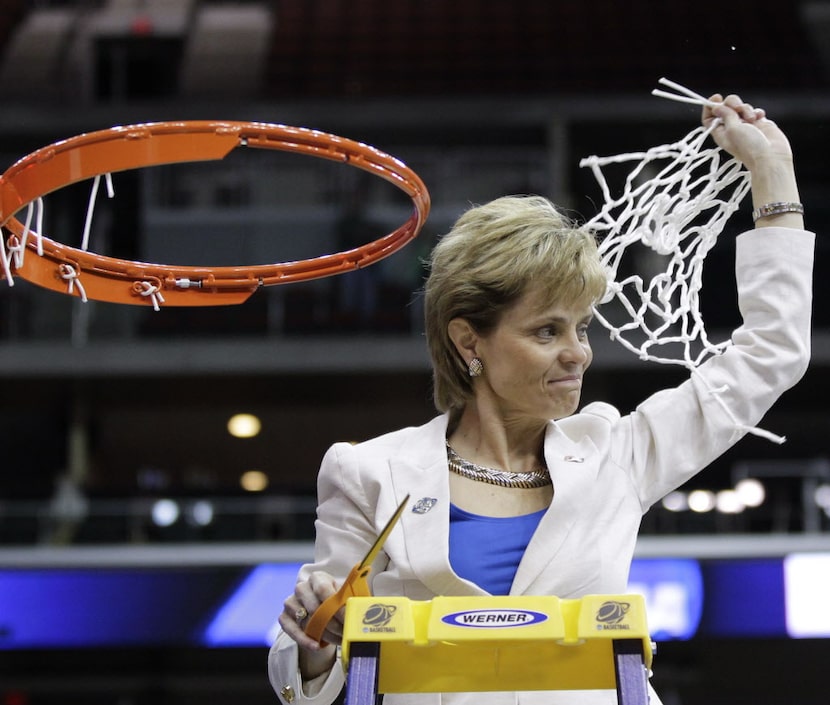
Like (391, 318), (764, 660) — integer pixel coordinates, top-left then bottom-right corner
(269, 95), (813, 704)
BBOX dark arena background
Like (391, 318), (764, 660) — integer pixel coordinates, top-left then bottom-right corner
(1, 1), (830, 704)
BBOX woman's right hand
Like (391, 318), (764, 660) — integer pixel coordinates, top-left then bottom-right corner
(278, 571), (346, 678)
(702, 93), (803, 229)
(701, 93), (793, 170)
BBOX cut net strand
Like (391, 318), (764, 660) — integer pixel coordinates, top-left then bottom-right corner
(1, 197), (44, 286)
(581, 78), (784, 443)
(81, 173), (115, 253)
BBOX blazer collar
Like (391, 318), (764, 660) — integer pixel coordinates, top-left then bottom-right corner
(511, 421), (599, 594)
(389, 414), (486, 597)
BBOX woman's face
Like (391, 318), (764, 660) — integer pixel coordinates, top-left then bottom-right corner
(473, 287), (594, 423)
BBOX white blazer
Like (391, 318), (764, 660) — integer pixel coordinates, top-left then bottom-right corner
(269, 228), (814, 705)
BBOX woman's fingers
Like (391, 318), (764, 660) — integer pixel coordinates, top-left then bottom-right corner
(279, 572), (345, 649)
(278, 607), (322, 651)
(700, 92), (789, 166)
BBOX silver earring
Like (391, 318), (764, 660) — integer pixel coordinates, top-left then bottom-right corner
(468, 357), (483, 377)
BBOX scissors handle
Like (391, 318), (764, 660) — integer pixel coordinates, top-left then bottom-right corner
(304, 562), (372, 644)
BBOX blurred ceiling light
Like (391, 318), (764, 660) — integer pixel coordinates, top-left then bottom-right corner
(688, 489), (716, 513)
(734, 478), (765, 508)
(240, 469), (269, 492)
(661, 491), (688, 512)
(814, 483), (830, 509)
(151, 498), (180, 527)
(227, 413), (262, 438)
(715, 489), (745, 514)
(187, 500), (215, 527)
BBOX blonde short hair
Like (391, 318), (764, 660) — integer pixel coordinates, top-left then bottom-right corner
(423, 195), (606, 414)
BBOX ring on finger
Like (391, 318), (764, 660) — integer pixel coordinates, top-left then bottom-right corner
(295, 606), (308, 623)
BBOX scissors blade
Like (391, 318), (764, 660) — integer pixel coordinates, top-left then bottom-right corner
(302, 494), (411, 644)
(358, 494), (410, 570)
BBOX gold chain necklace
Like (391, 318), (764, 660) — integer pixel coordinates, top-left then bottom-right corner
(445, 441), (551, 489)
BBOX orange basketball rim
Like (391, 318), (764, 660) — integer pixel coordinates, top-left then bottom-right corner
(0, 121), (431, 306)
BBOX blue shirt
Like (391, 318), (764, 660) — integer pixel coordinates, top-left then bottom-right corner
(448, 503), (546, 595)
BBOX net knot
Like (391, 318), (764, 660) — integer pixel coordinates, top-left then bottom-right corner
(6, 234), (25, 268)
(134, 280), (165, 311)
(58, 263), (88, 302)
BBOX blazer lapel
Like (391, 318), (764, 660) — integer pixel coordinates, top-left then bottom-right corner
(388, 415), (487, 598)
(510, 421), (599, 595)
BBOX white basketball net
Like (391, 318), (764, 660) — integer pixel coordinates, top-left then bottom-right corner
(580, 79), (783, 443)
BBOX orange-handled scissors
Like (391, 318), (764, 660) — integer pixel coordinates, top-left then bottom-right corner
(304, 494), (410, 644)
